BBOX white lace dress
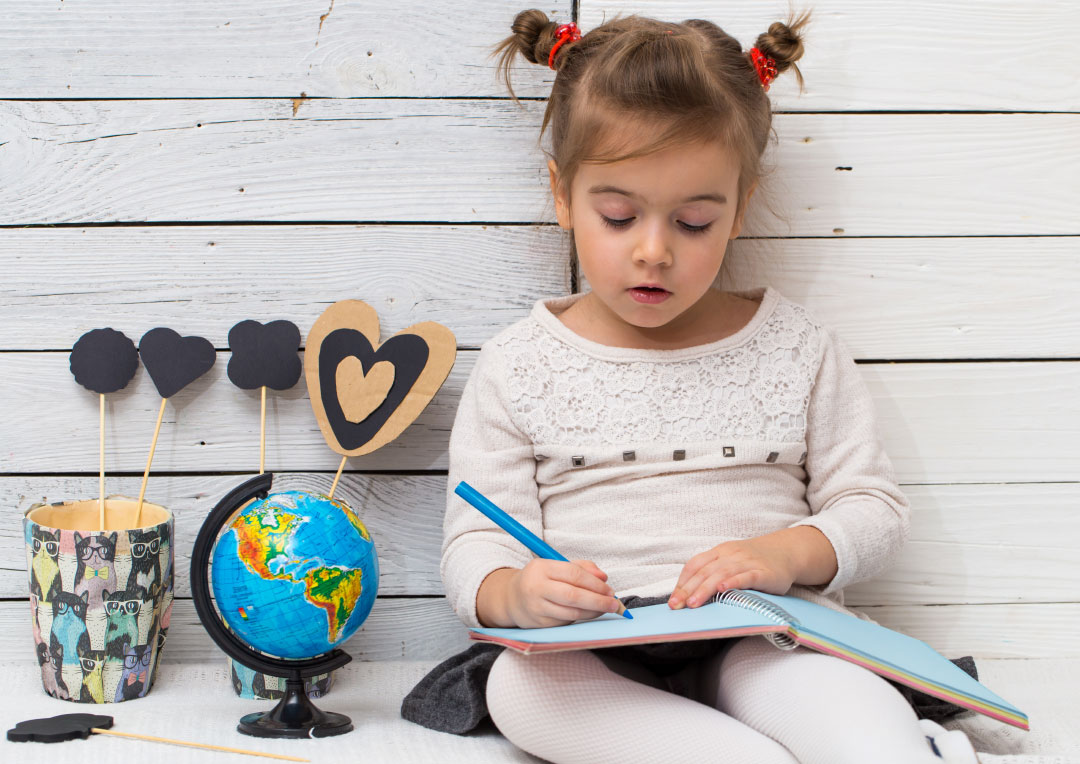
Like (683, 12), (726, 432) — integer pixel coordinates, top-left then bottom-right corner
(441, 286), (911, 628)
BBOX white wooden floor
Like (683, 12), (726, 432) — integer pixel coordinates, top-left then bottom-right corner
(1, 658), (1077, 763)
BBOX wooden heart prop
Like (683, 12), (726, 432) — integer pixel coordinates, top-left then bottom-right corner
(305, 300), (456, 457)
(139, 327), (216, 399)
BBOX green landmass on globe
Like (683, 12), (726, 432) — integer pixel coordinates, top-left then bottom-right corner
(210, 490), (379, 659)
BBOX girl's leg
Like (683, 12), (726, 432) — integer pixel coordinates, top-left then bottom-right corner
(485, 647), (799, 764)
(706, 636), (942, 764)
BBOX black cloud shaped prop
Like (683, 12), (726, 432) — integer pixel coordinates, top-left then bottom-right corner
(226, 319), (303, 391)
(139, 328), (216, 399)
(7, 713), (114, 743)
(69, 328), (139, 394)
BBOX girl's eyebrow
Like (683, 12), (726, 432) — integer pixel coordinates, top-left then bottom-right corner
(588, 184), (727, 204)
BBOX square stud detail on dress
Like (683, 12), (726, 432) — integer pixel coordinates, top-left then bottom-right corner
(623, 450), (636, 462)
(766, 451), (780, 463)
(723, 446), (735, 457)
(571, 455), (585, 467)
(673, 449), (686, 461)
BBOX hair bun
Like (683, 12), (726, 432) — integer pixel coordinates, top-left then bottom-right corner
(508, 9), (558, 66)
(753, 9), (812, 90)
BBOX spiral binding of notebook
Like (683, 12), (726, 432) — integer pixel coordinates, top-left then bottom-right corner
(714, 590), (799, 650)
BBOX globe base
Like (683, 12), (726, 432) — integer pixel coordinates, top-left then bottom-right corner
(237, 677), (353, 738)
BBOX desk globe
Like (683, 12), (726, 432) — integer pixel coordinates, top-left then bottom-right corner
(191, 473), (378, 737)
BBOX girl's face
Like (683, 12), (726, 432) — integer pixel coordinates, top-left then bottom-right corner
(549, 138), (752, 343)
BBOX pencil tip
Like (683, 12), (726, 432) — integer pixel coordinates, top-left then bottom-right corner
(623, 610), (634, 619)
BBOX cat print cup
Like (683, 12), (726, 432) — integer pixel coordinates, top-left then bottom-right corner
(228, 656), (334, 701)
(24, 496), (174, 703)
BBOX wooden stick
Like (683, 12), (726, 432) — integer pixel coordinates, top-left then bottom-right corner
(135, 397), (168, 528)
(99, 393), (106, 531)
(328, 455), (347, 499)
(90, 727), (309, 762)
(259, 385), (267, 474)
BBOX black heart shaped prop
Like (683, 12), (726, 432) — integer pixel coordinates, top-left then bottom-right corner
(7, 712), (113, 742)
(139, 327), (216, 399)
(227, 319), (302, 391)
(319, 329), (428, 451)
(305, 300), (456, 458)
(70, 328), (139, 394)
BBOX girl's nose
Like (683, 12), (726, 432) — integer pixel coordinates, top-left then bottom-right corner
(632, 220), (672, 267)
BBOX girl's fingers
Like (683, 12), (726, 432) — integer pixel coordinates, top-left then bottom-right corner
(674, 553), (709, 592)
(554, 560), (613, 596)
(672, 560), (726, 607)
(571, 558), (608, 582)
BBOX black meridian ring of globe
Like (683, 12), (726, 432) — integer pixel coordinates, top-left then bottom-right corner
(190, 472), (354, 738)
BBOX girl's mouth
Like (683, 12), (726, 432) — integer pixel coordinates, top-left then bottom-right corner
(628, 286), (671, 304)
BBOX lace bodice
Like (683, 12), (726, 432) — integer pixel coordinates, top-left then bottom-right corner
(496, 287), (826, 447)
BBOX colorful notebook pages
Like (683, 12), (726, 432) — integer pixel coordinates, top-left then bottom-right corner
(468, 588), (1029, 731)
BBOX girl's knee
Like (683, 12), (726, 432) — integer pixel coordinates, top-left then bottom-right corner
(486, 649), (602, 728)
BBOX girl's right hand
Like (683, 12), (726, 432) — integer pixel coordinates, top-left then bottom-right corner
(506, 558), (621, 629)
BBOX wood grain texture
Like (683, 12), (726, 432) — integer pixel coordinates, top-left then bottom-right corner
(3, 231), (1077, 357)
(3, 352), (1078, 479)
(2, 0), (1077, 111)
(1, 103), (1076, 234)
(0, 225), (570, 350)
(584, 1), (1080, 111)
(2, 476), (1077, 605)
(0, 0), (569, 99)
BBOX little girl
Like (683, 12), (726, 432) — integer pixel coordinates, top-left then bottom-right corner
(411, 9), (980, 764)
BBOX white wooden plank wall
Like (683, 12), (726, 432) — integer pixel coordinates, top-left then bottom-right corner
(1, 1), (1078, 665)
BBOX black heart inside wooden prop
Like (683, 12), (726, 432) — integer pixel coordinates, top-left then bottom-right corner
(319, 328), (428, 452)
(139, 327), (216, 399)
(7, 713), (114, 742)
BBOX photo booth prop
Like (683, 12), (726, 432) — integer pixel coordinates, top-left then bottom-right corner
(69, 328), (139, 530)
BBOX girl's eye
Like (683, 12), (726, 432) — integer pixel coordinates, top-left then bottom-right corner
(599, 215), (713, 235)
(599, 215), (633, 230)
(679, 221), (712, 234)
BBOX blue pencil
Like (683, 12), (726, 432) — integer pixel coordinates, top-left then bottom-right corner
(454, 480), (633, 620)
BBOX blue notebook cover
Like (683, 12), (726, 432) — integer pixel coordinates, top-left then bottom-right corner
(469, 589), (1028, 728)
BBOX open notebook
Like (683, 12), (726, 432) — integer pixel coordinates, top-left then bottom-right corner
(469, 589), (1029, 730)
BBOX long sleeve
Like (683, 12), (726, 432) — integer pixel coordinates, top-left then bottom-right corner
(440, 339), (539, 628)
(789, 326), (911, 596)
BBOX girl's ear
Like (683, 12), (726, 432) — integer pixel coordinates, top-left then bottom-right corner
(729, 180), (758, 240)
(548, 160), (573, 230)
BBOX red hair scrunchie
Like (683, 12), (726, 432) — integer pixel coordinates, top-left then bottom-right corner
(548, 22), (582, 69)
(749, 47), (778, 91)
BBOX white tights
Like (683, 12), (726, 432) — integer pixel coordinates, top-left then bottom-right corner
(486, 636), (943, 764)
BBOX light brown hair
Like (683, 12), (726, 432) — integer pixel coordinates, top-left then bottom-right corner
(492, 8), (812, 280)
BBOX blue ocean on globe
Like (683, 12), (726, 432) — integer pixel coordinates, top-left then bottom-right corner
(211, 490), (378, 660)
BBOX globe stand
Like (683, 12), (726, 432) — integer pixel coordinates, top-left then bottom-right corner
(191, 473), (355, 739)
(238, 673), (353, 738)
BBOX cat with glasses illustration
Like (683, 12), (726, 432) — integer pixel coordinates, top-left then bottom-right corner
(126, 529), (162, 600)
(77, 645), (109, 703)
(36, 639), (69, 699)
(103, 587), (142, 658)
(49, 590), (90, 669)
(74, 531), (117, 611)
(115, 639), (153, 701)
(29, 526), (62, 603)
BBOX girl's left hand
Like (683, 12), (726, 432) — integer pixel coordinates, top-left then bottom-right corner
(668, 536), (797, 609)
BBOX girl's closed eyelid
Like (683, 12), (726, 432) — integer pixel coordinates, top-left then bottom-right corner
(599, 214), (713, 235)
